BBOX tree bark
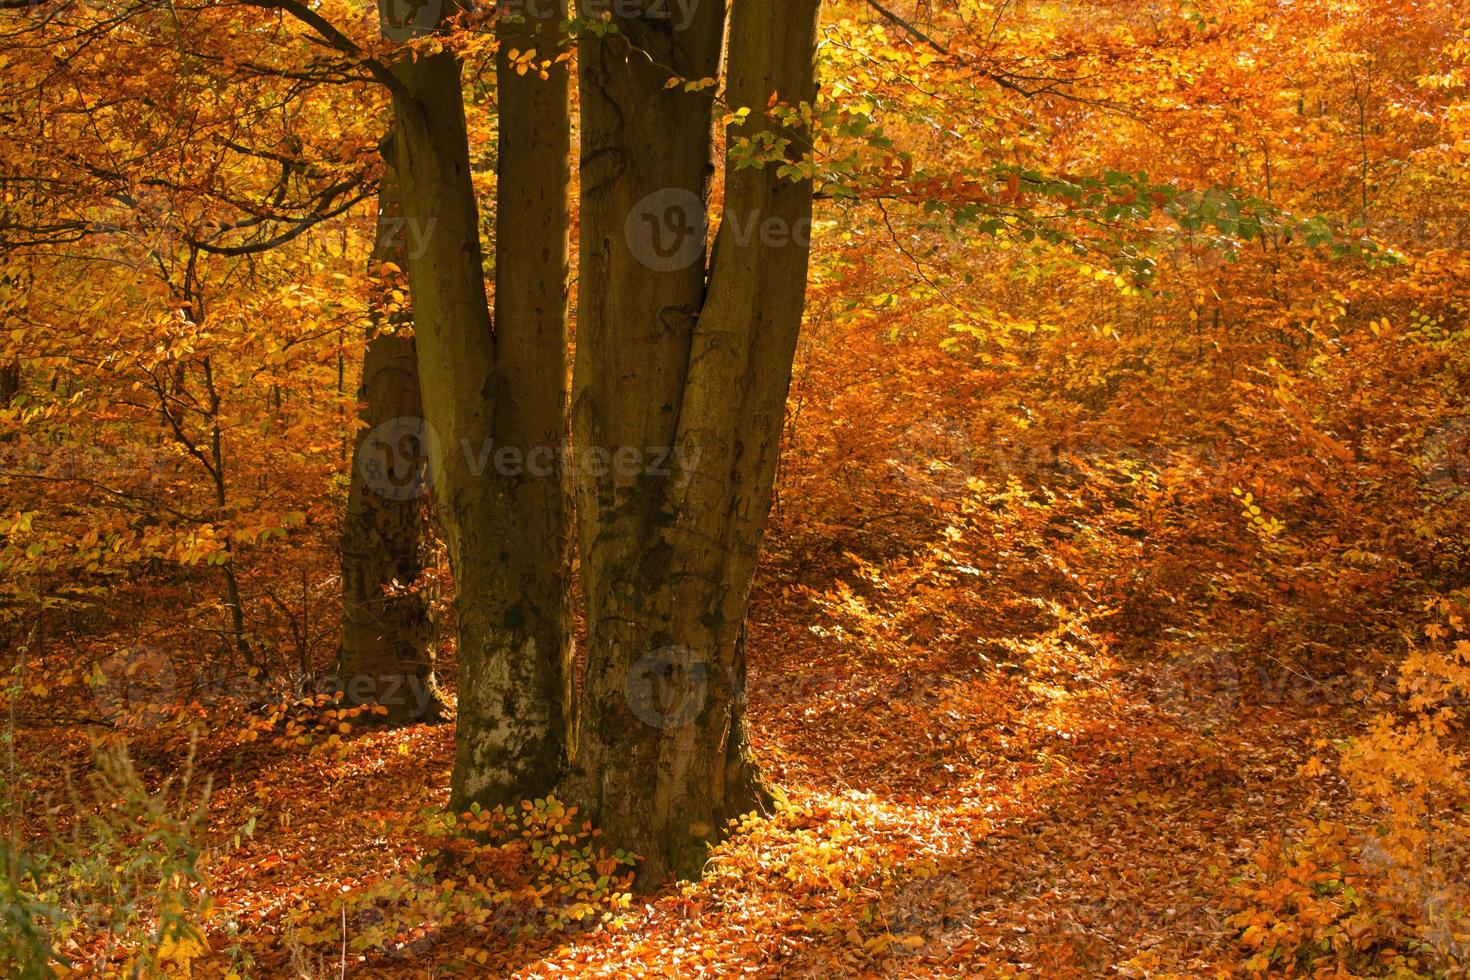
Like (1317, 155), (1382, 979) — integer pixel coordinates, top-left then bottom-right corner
(0, 361), (17, 408)
(566, 0), (821, 887)
(2, 266), (25, 418)
(337, 140), (446, 726)
(382, 0), (573, 805)
(493, 0), (576, 763)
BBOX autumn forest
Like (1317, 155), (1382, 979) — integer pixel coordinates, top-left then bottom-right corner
(2, 0), (1469, 975)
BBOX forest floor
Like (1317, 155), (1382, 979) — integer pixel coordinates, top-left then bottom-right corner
(11, 550), (1368, 978)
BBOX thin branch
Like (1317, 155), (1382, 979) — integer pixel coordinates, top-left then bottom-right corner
(243, 0), (413, 104)
(864, 0), (949, 55)
(859, 0), (1130, 109)
(187, 185), (373, 256)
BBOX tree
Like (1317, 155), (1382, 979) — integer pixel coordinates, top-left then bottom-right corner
(383, 0), (573, 805)
(241, 0), (825, 883)
(337, 134), (445, 725)
(375, 0), (822, 881)
(565, 0), (823, 884)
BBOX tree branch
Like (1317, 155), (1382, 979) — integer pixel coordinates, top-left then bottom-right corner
(244, 0), (413, 105)
(864, 0), (949, 55)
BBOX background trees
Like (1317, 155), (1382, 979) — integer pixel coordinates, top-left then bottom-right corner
(0, 0), (380, 693)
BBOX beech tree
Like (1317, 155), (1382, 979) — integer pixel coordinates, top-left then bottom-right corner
(378, 0), (822, 881)
(337, 136), (444, 725)
(567, 0), (823, 882)
(383, 0), (574, 805)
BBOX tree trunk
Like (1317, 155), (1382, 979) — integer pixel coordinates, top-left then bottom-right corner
(492, 0), (576, 763)
(382, 1), (572, 806)
(337, 139), (445, 726)
(0, 360), (18, 408)
(2, 265), (26, 421)
(566, 0), (821, 887)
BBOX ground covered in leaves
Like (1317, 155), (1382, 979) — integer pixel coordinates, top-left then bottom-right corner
(8, 545), (1381, 977)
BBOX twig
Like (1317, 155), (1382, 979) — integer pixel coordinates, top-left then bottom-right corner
(864, 0), (949, 55)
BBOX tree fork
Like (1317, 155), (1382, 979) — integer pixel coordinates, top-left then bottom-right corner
(566, 0), (821, 887)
